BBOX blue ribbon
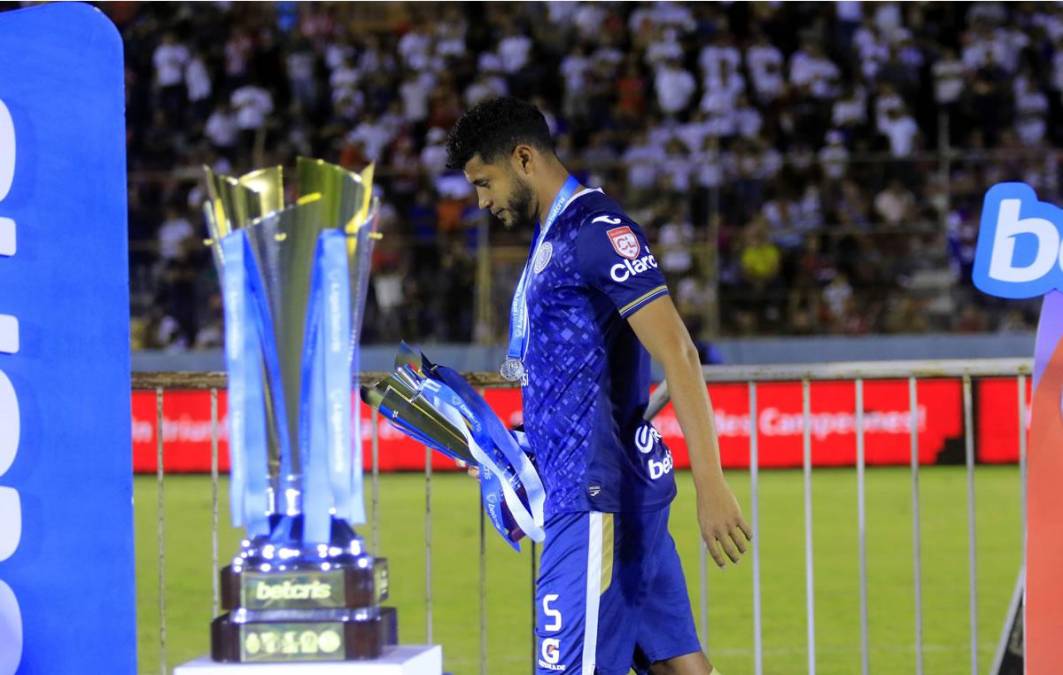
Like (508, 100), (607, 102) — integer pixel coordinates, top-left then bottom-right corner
(298, 230), (357, 544)
(505, 176), (582, 370)
(220, 232), (269, 538)
(346, 223), (375, 525)
(420, 380), (536, 550)
(241, 235), (296, 492)
(302, 306), (331, 543)
(346, 218), (376, 525)
(427, 363), (545, 544)
(322, 231), (358, 524)
(374, 374), (544, 548)
(221, 214), (373, 546)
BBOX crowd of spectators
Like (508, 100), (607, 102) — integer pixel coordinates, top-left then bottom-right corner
(111, 1), (1059, 350)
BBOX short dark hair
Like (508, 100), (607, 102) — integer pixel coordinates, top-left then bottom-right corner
(446, 97), (554, 170)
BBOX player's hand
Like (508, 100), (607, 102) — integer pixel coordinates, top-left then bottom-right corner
(696, 479), (752, 568)
(455, 459), (479, 478)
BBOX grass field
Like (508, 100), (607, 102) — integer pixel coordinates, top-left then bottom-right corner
(134, 466), (1023, 675)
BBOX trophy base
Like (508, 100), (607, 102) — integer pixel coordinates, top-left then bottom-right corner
(211, 606), (398, 663)
(220, 556), (388, 611)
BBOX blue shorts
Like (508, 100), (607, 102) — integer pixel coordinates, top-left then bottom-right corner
(535, 506), (702, 675)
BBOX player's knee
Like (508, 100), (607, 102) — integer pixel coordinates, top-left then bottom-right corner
(647, 651), (714, 675)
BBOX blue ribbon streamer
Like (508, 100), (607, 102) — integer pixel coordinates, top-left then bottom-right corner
(297, 230), (356, 543)
(242, 237), (295, 488)
(347, 223), (374, 524)
(418, 378), (523, 544)
(221, 217), (372, 546)
(220, 232), (269, 538)
(322, 231), (356, 524)
(374, 370), (539, 549)
(427, 363), (546, 542)
(302, 304), (331, 544)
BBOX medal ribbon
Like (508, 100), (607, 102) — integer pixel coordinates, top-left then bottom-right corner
(503, 176), (582, 378)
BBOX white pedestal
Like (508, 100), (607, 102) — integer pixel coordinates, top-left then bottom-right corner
(173, 645), (442, 675)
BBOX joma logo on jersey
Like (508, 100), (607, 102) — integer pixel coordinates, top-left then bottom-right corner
(610, 252), (659, 282)
(606, 225), (640, 259)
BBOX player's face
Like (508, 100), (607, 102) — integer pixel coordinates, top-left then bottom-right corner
(464, 154), (536, 230)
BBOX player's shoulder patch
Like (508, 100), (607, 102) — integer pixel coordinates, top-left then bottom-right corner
(606, 225), (640, 259)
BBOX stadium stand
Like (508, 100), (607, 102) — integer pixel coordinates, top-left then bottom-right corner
(105, 1), (1055, 349)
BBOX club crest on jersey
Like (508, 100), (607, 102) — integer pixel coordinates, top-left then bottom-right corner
(606, 225), (640, 259)
(533, 241), (553, 274)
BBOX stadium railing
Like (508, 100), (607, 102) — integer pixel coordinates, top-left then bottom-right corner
(131, 356), (1029, 675)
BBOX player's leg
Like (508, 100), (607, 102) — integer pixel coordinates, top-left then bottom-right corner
(647, 652), (716, 675)
(536, 511), (638, 675)
(631, 507), (708, 675)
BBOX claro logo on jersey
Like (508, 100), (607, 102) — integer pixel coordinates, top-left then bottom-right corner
(609, 249), (659, 283)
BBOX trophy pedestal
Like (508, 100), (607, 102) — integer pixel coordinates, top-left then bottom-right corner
(211, 543), (395, 663)
(176, 645), (442, 674)
(211, 605), (398, 662)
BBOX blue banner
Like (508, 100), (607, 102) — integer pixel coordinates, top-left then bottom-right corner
(0, 4), (136, 673)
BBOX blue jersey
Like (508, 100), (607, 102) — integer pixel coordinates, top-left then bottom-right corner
(521, 188), (676, 515)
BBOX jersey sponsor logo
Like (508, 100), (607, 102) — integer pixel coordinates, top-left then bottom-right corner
(587, 484), (601, 497)
(635, 423), (662, 454)
(609, 251), (659, 282)
(648, 449), (674, 480)
(606, 225), (640, 259)
(539, 638), (564, 670)
(533, 241), (553, 274)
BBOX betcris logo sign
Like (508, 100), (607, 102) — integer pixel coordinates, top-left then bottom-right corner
(0, 5), (135, 674)
(974, 182), (1063, 299)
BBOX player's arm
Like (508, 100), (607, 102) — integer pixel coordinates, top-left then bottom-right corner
(573, 210), (750, 565)
(627, 296), (752, 567)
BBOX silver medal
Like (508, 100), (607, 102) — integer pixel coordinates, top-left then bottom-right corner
(499, 357), (525, 382)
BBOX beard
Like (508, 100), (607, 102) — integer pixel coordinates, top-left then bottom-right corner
(503, 177), (536, 230)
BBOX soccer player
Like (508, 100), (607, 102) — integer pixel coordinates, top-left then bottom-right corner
(447, 97), (750, 675)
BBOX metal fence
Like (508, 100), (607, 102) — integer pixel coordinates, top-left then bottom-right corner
(133, 356), (1030, 674)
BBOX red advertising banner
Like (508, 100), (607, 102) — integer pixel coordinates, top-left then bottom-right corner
(132, 377), (1026, 474)
(976, 377), (1032, 464)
